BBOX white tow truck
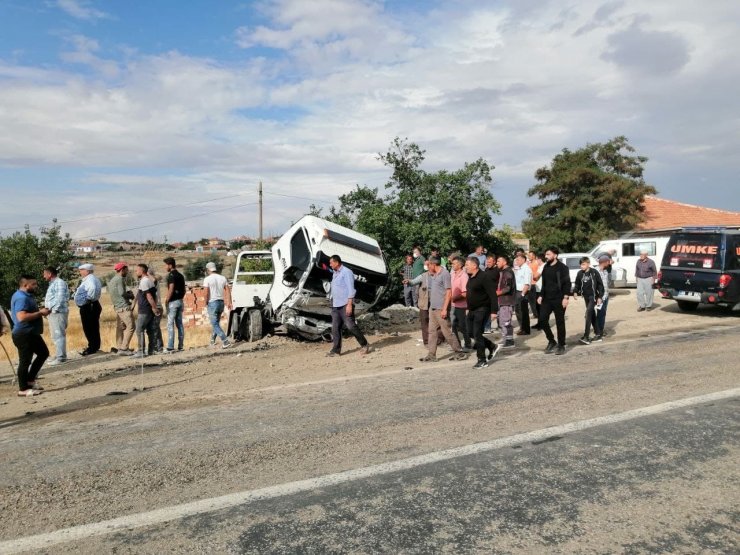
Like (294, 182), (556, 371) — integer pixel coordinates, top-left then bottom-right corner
(228, 216), (389, 342)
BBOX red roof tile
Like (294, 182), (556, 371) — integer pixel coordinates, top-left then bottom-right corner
(638, 196), (740, 231)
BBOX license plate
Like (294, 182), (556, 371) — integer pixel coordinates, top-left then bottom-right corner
(678, 291), (700, 299)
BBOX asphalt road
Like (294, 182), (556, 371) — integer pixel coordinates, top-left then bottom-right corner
(1, 326), (738, 554)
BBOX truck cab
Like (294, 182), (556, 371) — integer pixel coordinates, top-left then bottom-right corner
(229, 216), (388, 341)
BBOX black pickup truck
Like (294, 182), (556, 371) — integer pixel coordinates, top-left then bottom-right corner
(658, 228), (740, 312)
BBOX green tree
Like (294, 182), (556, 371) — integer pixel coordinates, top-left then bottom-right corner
(0, 222), (73, 305)
(184, 253), (223, 281)
(323, 138), (509, 302)
(522, 136), (657, 252)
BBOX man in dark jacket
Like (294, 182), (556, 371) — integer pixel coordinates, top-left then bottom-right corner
(573, 256), (605, 345)
(495, 255), (516, 348)
(537, 247), (571, 355)
(465, 256), (500, 368)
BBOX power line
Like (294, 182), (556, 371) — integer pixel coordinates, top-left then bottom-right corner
(0, 193), (248, 232)
(264, 191), (336, 204)
(72, 201), (259, 240)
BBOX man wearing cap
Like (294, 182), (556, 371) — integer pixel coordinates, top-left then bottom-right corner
(74, 263), (102, 356)
(203, 261), (232, 348)
(164, 257), (186, 352)
(108, 262), (135, 355)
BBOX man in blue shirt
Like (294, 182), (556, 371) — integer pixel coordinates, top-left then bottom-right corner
(327, 255), (371, 357)
(43, 266), (69, 365)
(10, 275), (50, 396)
(74, 263), (103, 355)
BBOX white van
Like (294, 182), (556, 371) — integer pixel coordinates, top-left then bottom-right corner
(588, 236), (669, 287)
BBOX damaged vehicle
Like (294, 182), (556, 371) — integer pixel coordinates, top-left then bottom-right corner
(228, 215), (389, 341)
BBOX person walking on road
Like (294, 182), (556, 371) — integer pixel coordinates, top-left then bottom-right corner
(42, 266), (69, 365)
(108, 262), (135, 355)
(419, 257), (468, 363)
(10, 275), (50, 396)
(573, 256), (605, 345)
(635, 249), (658, 311)
(74, 263), (102, 356)
(132, 264), (160, 358)
(596, 254), (612, 335)
(513, 253), (532, 336)
(326, 255), (371, 357)
(203, 261), (232, 349)
(496, 255), (516, 348)
(537, 247), (571, 355)
(465, 256), (499, 369)
(163, 257), (186, 352)
(450, 255), (472, 351)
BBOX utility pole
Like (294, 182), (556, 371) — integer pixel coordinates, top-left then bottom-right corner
(258, 180), (263, 241)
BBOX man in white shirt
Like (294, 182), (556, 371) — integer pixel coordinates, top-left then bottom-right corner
(203, 261), (232, 348)
(514, 253), (533, 335)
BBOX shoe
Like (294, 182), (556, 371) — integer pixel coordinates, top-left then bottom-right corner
(579, 336), (591, 345)
(359, 345), (373, 356)
(452, 351), (469, 361)
(637, 307), (645, 312)
(472, 359), (489, 369)
(131, 352), (146, 359)
(28, 381), (44, 391)
(18, 389), (42, 397)
(593, 335), (603, 342)
(487, 344), (499, 361)
(47, 359), (65, 366)
(221, 342), (233, 349)
(154, 349), (164, 354)
(110, 347), (118, 353)
(516, 330), (530, 336)
(164, 348), (177, 354)
(326, 350), (340, 357)
(544, 341), (557, 354)
(419, 355), (437, 362)
(502, 340), (515, 349)
(117, 349), (134, 356)
(556, 346), (566, 355)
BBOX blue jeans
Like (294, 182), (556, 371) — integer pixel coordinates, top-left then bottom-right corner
(596, 296), (609, 334)
(167, 300), (185, 350)
(48, 311), (68, 361)
(207, 300), (227, 343)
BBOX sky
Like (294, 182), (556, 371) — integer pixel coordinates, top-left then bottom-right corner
(0, 0), (738, 243)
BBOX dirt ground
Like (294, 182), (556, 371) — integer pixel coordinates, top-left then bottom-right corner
(1, 290), (737, 425)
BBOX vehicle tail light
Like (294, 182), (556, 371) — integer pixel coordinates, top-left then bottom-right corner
(708, 295), (716, 303)
(719, 274), (732, 288)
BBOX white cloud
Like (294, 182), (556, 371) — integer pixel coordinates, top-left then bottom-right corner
(1, 0), (739, 240)
(55, 0), (109, 21)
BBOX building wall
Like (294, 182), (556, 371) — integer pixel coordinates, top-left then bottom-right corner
(182, 286), (229, 329)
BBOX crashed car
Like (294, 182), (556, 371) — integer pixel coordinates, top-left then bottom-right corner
(228, 215), (389, 341)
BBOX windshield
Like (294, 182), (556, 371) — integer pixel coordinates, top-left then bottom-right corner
(663, 233), (722, 270)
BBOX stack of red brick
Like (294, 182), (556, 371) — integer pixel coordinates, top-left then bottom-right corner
(182, 287), (228, 329)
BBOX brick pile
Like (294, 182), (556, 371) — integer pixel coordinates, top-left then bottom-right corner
(182, 286), (229, 329)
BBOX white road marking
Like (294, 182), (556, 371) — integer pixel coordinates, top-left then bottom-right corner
(1, 387), (738, 554)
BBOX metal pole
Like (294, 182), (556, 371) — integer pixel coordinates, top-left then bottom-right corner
(0, 340), (17, 385)
(258, 181), (263, 241)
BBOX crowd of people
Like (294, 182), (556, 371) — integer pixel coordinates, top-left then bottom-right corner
(2, 257), (233, 397)
(399, 244), (618, 369)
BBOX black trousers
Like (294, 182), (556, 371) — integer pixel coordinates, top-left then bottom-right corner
(515, 291), (530, 333)
(528, 288), (540, 320)
(539, 298), (567, 347)
(79, 301), (102, 352)
(12, 332), (49, 390)
(467, 307), (494, 362)
(583, 297), (602, 337)
(452, 306), (471, 348)
(331, 306), (368, 353)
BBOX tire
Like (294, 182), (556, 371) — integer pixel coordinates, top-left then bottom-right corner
(676, 300), (699, 312)
(228, 311), (241, 340)
(243, 309), (263, 342)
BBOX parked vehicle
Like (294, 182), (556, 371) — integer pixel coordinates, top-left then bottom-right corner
(658, 227), (740, 312)
(228, 216), (389, 341)
(587, 236), (670, 287)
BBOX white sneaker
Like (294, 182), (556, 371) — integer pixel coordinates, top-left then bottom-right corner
(221, 342), (233, 349)
(47, 359), (66, 366)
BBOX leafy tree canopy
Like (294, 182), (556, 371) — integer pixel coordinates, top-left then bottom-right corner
(0, 222), (73, 305)
(522, 136), (657, 253)
(314, 137), (512, 302)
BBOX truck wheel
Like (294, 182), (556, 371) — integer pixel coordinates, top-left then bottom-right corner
(228, 311), (241, 341)
(245, 309), (263, 342)
(676, 300), (699, 312)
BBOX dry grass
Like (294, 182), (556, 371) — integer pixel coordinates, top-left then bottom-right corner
(0, 295), (215, 363)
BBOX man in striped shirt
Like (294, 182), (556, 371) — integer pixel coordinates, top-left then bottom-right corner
(43, 266), (69, 365)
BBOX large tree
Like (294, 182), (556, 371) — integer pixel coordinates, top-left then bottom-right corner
(522, 136), (657, 253)
(319, 138), (512, 302)
(0, 222), (73, 305)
